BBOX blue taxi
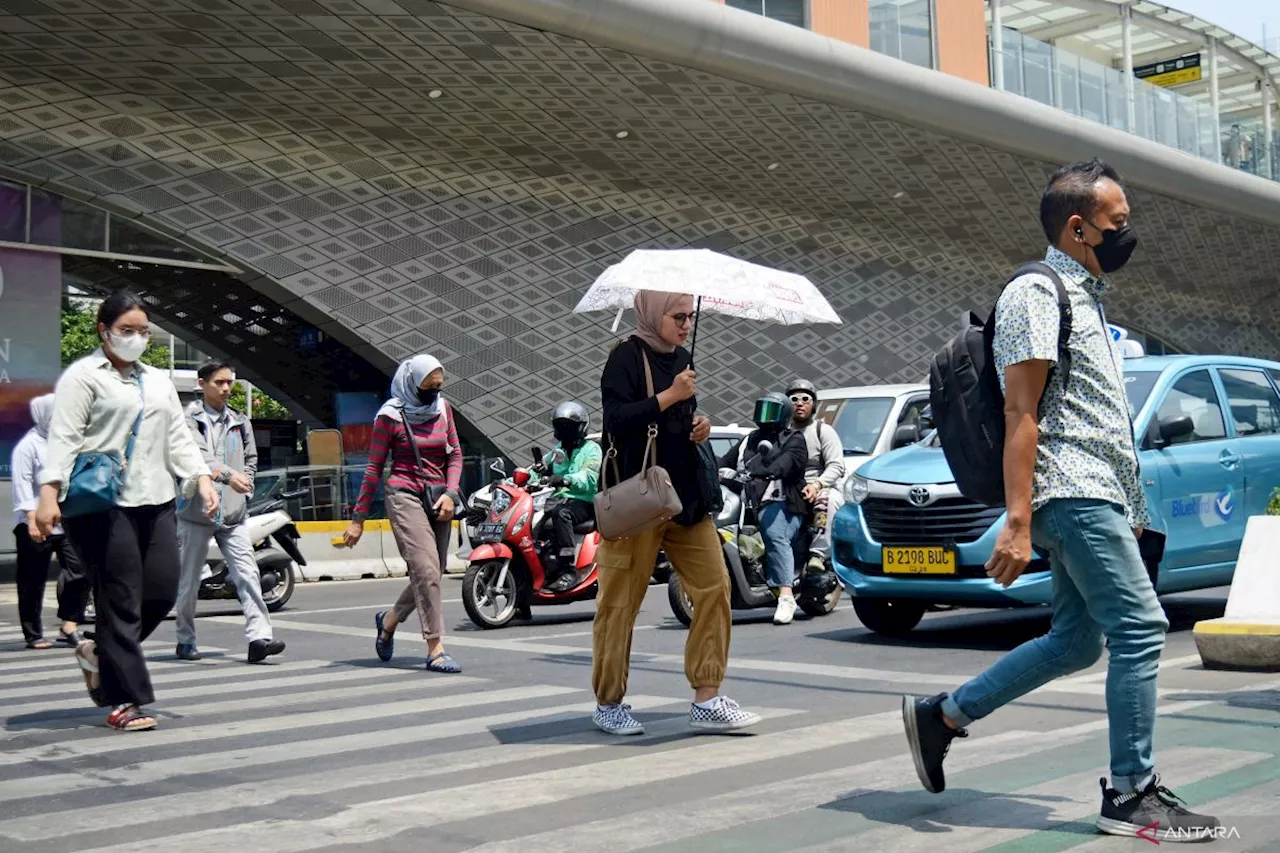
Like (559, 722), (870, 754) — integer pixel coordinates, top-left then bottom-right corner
(832, 352), (1280, 636)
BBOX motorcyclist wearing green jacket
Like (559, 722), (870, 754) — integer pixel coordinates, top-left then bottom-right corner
(535, 401), (602, 592)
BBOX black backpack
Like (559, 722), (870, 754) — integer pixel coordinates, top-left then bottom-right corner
(928, 262), (1072, 507)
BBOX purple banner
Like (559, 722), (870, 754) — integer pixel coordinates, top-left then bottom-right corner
(0, 247), (62, 478)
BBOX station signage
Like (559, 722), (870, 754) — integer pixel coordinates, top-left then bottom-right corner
(1134, 53), (1202, 88)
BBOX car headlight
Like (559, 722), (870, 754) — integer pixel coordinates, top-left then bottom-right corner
(845, 475), (871, 505)
(510, 511), (530, 536)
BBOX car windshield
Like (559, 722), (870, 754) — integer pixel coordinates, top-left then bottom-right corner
(817, 397), (895, 456)
(1124, 370), (1160, 418)
(709, 436), (742, 460)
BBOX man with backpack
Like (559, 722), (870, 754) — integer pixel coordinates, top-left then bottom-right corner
(174, 360), (285, 664)
(906, 159), (1218, 842)
(786, 379), (845, 573)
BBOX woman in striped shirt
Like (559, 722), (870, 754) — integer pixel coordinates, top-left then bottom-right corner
(343, 354), (463, 673)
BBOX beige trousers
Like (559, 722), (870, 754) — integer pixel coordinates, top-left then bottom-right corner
(385, 490), (452, 640)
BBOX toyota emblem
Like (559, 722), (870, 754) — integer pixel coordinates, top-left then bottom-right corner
(908, 486), (931, 507)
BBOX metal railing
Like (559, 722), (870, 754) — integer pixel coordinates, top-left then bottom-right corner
(991, 28), (1275, 183)
(252, 455), (498, 523)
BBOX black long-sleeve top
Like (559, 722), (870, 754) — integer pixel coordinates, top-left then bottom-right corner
(599, 336), (702, 520)
(720, 428), (810, 516)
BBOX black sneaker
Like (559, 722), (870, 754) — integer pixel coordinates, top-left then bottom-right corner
(248, 639), (286, 663)
(1097, 776), (1220, 843)
(902, 693), (968, 794)
(175, 643), (201, 661)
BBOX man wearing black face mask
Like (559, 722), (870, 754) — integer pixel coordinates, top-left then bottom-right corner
(904, 160), (1219, 842)
(533, 401), (602, 594)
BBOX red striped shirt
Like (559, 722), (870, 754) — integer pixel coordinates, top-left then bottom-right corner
(353, 406), (462, 520)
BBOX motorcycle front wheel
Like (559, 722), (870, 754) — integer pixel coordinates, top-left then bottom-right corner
(261, 561), (297, 612)
(667, 573), (694, 629)
(463, 560), (519, 629)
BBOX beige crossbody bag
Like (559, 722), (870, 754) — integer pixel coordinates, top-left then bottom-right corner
(593, 348), (683, 541)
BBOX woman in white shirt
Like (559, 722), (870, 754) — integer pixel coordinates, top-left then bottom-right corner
(36, 291), (219, 732)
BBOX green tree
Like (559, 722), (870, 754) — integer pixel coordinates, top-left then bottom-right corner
(228, 384), (292, 421)
(60, 301), (170, 369)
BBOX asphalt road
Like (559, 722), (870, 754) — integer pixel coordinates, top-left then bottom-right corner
(1, 575), (1277, 853)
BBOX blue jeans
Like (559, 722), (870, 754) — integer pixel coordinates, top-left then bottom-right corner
(760, 501), (802, 589)
(940, 499), (1169, 792)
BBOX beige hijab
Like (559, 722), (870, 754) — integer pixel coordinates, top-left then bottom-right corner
(633, 290), (688, 355)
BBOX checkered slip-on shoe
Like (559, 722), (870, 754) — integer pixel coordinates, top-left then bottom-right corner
(689, 695), (761, 731)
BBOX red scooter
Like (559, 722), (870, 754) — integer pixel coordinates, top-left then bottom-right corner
(461, 447), (601, 629)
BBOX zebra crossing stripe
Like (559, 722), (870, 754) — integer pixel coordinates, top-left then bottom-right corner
(56, 706), (911, 853)
(0, 694), (693, 842)
(0, 657), (337, 697)
(0, 648), (234, 675)
(0, 693), (682, 813)
(1, 665), (439, 721)
(0, 683), (575, 779)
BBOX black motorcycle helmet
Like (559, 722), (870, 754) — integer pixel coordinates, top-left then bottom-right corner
(551, 400), (590, 446)
(752, 391), (794, 433)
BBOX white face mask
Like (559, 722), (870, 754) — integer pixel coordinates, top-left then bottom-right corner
(105, 332), (148, 363)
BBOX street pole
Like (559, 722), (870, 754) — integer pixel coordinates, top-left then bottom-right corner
(1122, 4), (1136, 133)
(1209, 38), (1221, 163)
(991, 0), (1004, 91)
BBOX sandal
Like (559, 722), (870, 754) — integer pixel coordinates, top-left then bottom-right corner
(76, 640), (108, 707)
(25, 637), (54, 650)
(374, 611), (394, 662)
(56, 629), (84, 648)
(106, 704), (156, 732)
(426, 652), (462, 674)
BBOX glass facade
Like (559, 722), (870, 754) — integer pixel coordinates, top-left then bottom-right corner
(0, 180), (211, 263)
(726, 0), (805, 28)
(993, 28), (1217, 163)
(869, 0), (934, 70)
(1222, 116), (1280, 182)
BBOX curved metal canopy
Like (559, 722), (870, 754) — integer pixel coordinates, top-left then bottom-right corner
(991, 0), (1280, 119)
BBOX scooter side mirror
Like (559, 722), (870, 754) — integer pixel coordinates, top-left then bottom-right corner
(551, 448), (566, 465)
(530, 445), (543, 465)
(489, 459), (507, 477)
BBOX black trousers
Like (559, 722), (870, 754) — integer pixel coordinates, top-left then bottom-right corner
(14, 524), (90, 642)
(64, 502), (180, 708)
(542, 498), (593, 567)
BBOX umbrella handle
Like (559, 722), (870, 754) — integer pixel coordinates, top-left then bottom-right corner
(688, 295), (702, 366)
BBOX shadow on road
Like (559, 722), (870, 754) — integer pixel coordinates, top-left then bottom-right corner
(819, 786), (1080, 836)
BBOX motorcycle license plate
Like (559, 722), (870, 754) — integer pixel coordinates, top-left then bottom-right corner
(478, 521), (505, 540)
(882, 546), (956, 575)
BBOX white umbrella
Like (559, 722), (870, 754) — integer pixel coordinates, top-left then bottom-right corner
(573, 248), (841, 358)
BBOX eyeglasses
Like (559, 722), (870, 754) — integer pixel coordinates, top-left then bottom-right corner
(790, 394), (813, 404)
(666, 312), (697, 327)
(112, 326), (151, 338)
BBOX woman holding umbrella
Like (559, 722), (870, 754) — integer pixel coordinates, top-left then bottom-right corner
(591, 291), (761, 736)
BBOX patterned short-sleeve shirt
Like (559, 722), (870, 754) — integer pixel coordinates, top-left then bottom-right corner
(992, 246), (1149, 527)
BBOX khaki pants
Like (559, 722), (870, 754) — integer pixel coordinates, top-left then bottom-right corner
(385, 491), (452, 640)
(591, 516), (731, 705)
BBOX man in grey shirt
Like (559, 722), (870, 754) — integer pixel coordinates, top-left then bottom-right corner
(174, 360), (285, 664)
(786, 380), (844, 571)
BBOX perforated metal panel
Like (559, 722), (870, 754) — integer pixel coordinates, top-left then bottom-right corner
(2, 1), (1279, 457)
